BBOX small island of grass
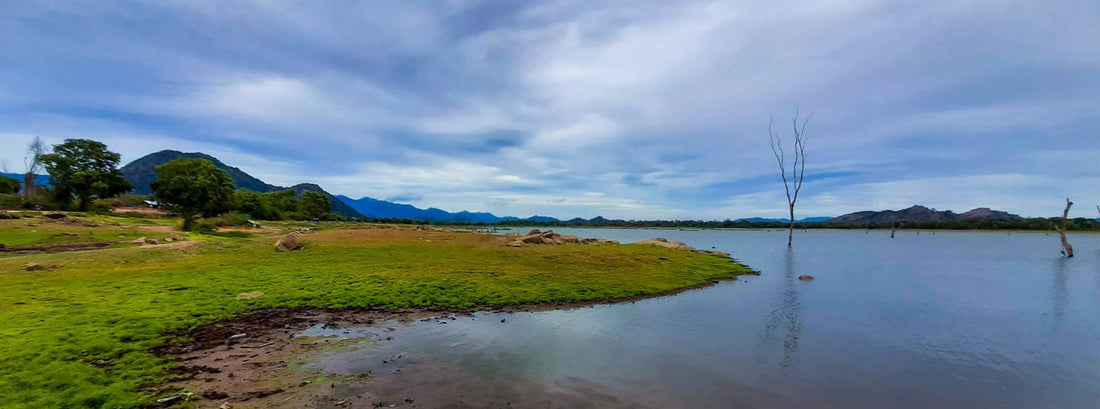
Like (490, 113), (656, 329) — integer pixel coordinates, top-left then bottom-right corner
(0, 212), (752, 409)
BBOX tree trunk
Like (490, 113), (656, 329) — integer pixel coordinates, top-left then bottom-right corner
(787, 204), (794, 248)
(890, 222), (903, 238)
(1059, 230), (1074, 258)
(22, 172), (35, 198)
(1058, 198), (1074, 258)
(182, 215), (196, 231)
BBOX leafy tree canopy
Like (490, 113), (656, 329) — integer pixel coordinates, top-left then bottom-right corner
(151, 158), (236, 230)
(297, 191), (330, 219)
(233, 189), (280, 220)
(0, 177), (21, 194)
(38, 139), (131, 211)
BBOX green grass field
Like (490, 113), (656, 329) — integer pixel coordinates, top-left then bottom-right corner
(0, 215), (751, 409)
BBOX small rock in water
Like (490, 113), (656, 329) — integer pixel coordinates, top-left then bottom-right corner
(798, 275), (815, 280)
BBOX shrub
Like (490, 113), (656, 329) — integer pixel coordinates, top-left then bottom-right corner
(0, 177), (20, 194)
(94, 194), (150, 209)
(194, 213), (253, 232)
(0, 193), (23, 210)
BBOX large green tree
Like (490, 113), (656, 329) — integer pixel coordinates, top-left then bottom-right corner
(150, 158), (236, 230)
(234, 189), (280, 220)
(39, 139), (132, 211)
(297, 191), (331, 219)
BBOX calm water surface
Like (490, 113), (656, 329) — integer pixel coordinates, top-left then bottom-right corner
(310, 229), (1100, 408)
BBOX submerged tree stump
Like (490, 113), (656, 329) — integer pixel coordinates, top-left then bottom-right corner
(1057, 198), (1074, 258)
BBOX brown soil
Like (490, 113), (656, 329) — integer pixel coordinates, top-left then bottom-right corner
(113, 207), (168, 216)
(138, 225), (178, 232)
(140, 241), (199, 250)
(0, 241), (114, 252)
(149, 308), (451, 409)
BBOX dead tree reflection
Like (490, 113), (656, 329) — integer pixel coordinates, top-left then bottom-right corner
(758, 248), (804, 370)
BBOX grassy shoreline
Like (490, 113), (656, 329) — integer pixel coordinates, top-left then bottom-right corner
(0, 214), (752, 409)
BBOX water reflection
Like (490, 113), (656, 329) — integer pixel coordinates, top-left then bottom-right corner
(1052, 257), (1068, 326)
(757, 248), (803, 370)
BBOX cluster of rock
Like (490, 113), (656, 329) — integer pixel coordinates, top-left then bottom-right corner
(633, 237), (730, 257)
(503, 229), (619, 247)
(130, 236), (181, 246)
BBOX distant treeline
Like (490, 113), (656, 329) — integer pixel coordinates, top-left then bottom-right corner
(345, 216), (1100, 231)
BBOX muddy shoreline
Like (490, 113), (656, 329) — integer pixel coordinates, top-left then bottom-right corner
(148, 277), (748, 408)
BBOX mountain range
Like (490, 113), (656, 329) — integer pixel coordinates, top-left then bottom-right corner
(118, 150), (363, 218)
(735, 217), (832, 223)
(6, 152), (1049, 224)
(119, 151), (278, 195)
(1, 173), (51, 190)
(828, 205), (1023, 223)
(335, 195), (518, 223)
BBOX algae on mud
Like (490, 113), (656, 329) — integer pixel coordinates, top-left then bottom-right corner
(0, 215), (752, 409)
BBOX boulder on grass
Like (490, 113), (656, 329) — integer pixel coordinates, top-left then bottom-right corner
(520, 234), (546, 244)
(275, 232), (301, 252)
(635, 238), (692, 251)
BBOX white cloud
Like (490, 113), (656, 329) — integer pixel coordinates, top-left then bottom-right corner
(527, 114), (621, 154)
(2, 0), (1098, 219)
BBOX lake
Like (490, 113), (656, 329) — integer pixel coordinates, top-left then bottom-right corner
(305, 229), (1100, 408)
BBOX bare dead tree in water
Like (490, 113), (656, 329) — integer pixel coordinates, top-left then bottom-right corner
(890, 221), (904, 238)
(23, 136), (45, 198)
(1056, 198), (1074, 258)
(768, 109), (812, 248)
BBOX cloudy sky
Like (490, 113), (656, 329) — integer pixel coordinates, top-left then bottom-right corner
(1, 1), (1097, 219)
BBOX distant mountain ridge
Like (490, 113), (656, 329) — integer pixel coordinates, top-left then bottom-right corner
(120, 150), (280, 195)
(337, 195), (531, 223)
(1, 173), (52, 190)
(735, 216), (832, 223)
(118, 150), (362, 218)
(829, 205), (1022, 223)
